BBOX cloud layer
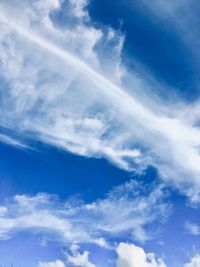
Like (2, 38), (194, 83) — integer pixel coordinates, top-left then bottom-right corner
(0, 180), (168, 244)
(0, 1), (200, 266)
(0, 0), (200, 202)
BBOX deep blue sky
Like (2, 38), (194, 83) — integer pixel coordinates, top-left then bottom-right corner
(89, 0), (199, 100)
(0, 141), (130, 201)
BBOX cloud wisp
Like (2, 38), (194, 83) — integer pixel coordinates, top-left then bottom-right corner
(0, 133), (28, 149)
(0, 180), (169, 245)
(185, 222), (200, 236)
(0, 0), (200, 202)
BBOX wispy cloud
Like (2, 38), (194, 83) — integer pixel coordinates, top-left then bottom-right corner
(0, 133), (27, 149)
(138, 0), (200, 77)
(185, 222), (200, 236)
(0, 180), (169, 245)
(0, 0), (200, 202)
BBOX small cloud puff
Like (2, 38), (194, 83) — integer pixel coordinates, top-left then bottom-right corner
(66, 244), (96, 267)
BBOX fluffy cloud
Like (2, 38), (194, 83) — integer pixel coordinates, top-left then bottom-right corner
(38, 260), (65, 267)
(66, 245), (96, 267)
(184, 254), (200, 267)
(37, 243), (167, 267)
(0, 180), (169, 244)
(116, 243), (167, 267)
(0, 0), (200, 202)
(38, 251), (96, 267)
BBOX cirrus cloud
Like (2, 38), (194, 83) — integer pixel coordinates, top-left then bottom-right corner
(0, 180), (169, 244)
(0, 0), (200, 203)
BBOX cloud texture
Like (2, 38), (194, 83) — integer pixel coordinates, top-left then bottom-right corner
(184, 254), (200, 267)
(116, 243), (167, 267)
(0, 180), (168, 244)
(0, 0), (200, 202)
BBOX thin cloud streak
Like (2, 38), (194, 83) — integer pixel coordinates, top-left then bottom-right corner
(0, 133), (27, 149)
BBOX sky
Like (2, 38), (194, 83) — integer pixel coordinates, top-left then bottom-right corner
(0, 0), (200, 266)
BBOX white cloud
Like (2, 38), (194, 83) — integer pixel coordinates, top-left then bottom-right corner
(0, 133), (28, 149)
(185, 222), (200, 236)
(0, 180), (169, 244)
(66, 245), (96, 267)
(116, 243), (167, 267)
(41, 248), (97, 267)
(0, 0), (200, 202)
(184, 254), (200, 267)
(38, 260), (65, 267)
(38, 243), (168, 267)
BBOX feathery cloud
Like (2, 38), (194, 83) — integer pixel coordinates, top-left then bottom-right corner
(0, 180), (169, 244)
(0, 0), (200, 202)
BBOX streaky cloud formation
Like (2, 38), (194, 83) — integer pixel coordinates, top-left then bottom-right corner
(0, 0), (200, 202)
(0, 133), (27, 149)
(0, 180), (168, 244)
(0, 1), (200, 266)
(139, 0), (200, 62)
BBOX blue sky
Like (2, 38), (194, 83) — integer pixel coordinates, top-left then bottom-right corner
(0, 0), (200, 266)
